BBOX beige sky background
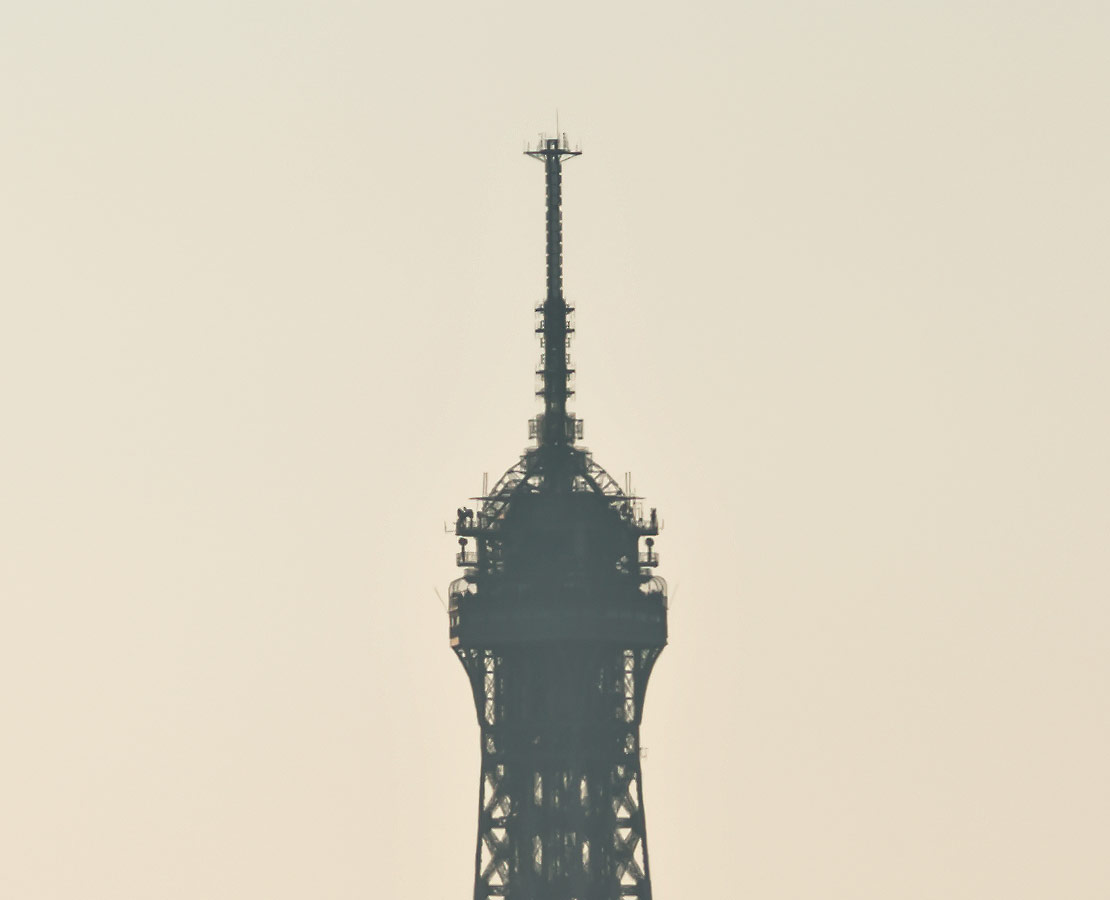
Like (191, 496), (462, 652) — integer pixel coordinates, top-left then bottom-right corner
(2, 2), (1108, 897)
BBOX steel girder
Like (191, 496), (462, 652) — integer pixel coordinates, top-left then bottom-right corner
(457, 645), (660, 900)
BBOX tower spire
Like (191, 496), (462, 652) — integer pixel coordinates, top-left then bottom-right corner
(526, 134), (581, 448)
(447, 138), (668, 900)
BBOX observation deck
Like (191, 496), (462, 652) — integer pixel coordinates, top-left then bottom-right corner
(449, 442), (666, 649)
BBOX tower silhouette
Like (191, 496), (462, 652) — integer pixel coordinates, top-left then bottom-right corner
(449, 135), (667, 900)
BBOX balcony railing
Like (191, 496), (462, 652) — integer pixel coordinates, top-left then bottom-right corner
(528, 415), (585, 441)
(456, 550), (478, 567)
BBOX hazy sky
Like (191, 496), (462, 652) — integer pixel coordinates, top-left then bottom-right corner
(2, 2), (1107, 898)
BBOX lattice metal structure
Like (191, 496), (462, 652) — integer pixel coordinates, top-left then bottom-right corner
(449, 135), (667, 900)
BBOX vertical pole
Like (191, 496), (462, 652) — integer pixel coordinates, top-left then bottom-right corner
(541, 140), (568, 447)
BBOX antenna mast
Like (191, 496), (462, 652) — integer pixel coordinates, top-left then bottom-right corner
(525, 134), (582, 449)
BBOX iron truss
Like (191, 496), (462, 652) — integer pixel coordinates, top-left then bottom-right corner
(457, 646), (661, 900)
(450, 446), (666, 900)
